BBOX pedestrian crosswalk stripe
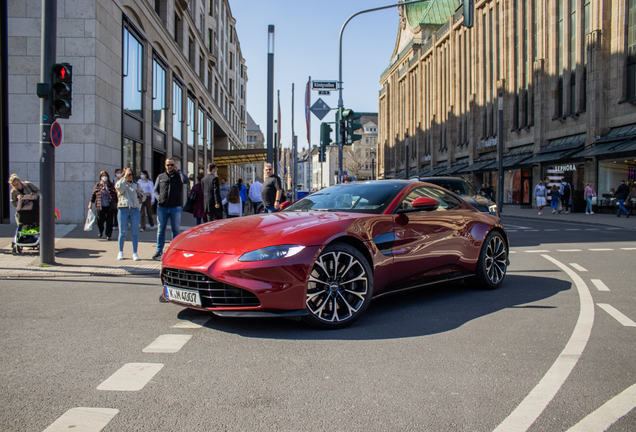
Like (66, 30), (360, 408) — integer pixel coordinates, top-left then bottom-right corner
(591, 279), (610, 292)
(569, 263), (587, 272)
(597, 304), (636, 327)
(142, 334), (192, 353)
(525, 250), (550, 253)
(565, 229), (581, 231)
(589, 248), (613, 251)
(173, 317), (212, 328)
(621, 247), (636, 250)
(557, 249), (582, 252)
(97, 363), (163, 391)
(43, 407), (118, 432)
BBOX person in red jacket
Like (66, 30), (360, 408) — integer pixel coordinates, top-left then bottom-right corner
(89, 171), (117, 240)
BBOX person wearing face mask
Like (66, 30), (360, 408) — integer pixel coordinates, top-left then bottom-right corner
(112, 169), (122, 231)
(137, 169), (155, 231)
(89, 171), (117, 240)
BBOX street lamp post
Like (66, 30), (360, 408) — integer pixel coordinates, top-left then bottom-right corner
(371, 150), (376, 180)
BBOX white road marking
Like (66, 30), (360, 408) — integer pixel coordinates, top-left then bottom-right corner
(505, 225), (533, 230)
(569, 263), (587, 272)
(597, 304), (636, 327)
(557, 249), (582, 252)
(97, 363), (164, 391)
(591, 279), (610, 292)
(565, 228), (581, 231)
(509, 251), (517, 254)
(544, 229), (559, 231)
(589, 248), (613, 251)
(620, 247), (636, 250)
(43, 407), (119, 432)
(173, 317), (212, 328)
(494, 256), (594, 432)
(584, 228), (600, 231)
(142, 334), (192, 353)
(525, 250), (550, 253)
(606, 228), (621, 230)
(524, 229), (540, 232)
(507, 230), (518, 232)
(566, 382), (636, 431)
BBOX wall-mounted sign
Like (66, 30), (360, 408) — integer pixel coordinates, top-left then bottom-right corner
(551, 164), (577, 172)
(476, 137), (498, 150)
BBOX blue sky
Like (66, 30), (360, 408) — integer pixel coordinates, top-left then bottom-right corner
(231, 0), (400, 151)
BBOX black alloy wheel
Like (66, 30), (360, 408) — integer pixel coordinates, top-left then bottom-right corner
(303, 242), (373, 329)
(474, 231), (508, 290)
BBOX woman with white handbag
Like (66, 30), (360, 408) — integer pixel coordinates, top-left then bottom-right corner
(584, 182), (597, 215)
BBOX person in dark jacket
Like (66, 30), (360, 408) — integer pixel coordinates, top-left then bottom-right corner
(192, 172), (207, 225)
(615, 180), (630, 218)
(153, 158), (188, 260)
(201, 163), (223, 221)
(559, 181), (572, 214)
(89, 171), (117, 240)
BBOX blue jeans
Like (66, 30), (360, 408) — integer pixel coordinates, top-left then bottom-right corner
(156, 205), (182, 253)
(118, 207), (140, 253)
(617, 199), (628, 216)
(264, 205), (278, 213)
(586, 196), (593, 213)
(551, 199), (559, 211)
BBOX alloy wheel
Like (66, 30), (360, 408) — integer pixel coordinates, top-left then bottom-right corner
(484, 234), (507, 284)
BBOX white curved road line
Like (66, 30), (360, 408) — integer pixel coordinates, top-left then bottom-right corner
(566, 382), (636, 431)
(493, 255), (595, 432)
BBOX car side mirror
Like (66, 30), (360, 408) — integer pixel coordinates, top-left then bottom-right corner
(397, 197), (440, 213)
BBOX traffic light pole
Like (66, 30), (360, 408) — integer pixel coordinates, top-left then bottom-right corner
(39, 0), (57, 265)
(337, 0), (430, 184)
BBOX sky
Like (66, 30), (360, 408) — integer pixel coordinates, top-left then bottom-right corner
(230, 0), (400, 151)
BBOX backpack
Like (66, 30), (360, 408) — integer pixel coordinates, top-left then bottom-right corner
(563, 183), (571, 197)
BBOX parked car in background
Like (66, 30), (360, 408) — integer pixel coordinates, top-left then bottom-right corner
(414, 177), (499, 217)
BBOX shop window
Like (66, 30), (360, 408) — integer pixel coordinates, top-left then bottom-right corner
(172, 81), (183, 141)
(187, 96), (196, 148)
(123, 138), (143, 176)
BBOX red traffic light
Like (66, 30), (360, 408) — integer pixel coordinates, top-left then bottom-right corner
(53, 63), (72, 82)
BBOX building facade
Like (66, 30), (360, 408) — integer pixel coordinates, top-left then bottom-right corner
(244, 112), (265, 184)
(379, 0), (636, 208)
(344, 114), (378, 181)
(5, 0), (247, 223)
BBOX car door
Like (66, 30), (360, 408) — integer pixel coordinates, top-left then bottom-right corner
(390, 186), (469, 287)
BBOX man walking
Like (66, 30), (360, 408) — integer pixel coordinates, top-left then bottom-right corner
(202, 163), (223, 221)
(261, 163), (283, 213)
(533, 179), (548, 215)
(249, 176), (263, 214)
(560, 180), (572, 214)
(153, 158), (188, 260)
(219, 177), (230, 218)
(615, 180), (630, 218)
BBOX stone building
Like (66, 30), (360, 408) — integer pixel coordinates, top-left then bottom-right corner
(379, 0), (636, 208)
(344, 114), (378, 181)
(3, 0), (248, 223)
(243, 112), (265, 184)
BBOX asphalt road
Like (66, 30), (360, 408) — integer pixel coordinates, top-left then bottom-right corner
(1, 217), (635, 431)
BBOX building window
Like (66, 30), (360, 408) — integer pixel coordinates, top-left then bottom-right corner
(152, 57), (166, 131)
(209, 0), (214, 16)
(557, 0), (565, 118)
(207, 116), (212, 151)
(583, 0), (590, 109)
(187, 96), (196, 148)
(123, 26), (143, 118)
(173, 81), (183, 141)
(188, 37), (195, 67)
(123, 138), (143, 175)
(207, 28), (212, 53)
(570, 0), (577, 113)
(199, 54), (204, 79)
(174, 13), (182, 47)
(229, 52), (233, 70)
(198, 108), (205, 150)
(627, 0), (636, 100)
(533, 0), (538, 61)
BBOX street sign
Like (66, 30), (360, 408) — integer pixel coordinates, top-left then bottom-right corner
(312, 80), (337, 91)
(318, 90), (330, 96)
(310, 98), (331, 120)
(50, 122), (62, 147)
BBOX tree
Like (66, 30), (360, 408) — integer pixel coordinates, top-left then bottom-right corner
(344, 146), (371, 181)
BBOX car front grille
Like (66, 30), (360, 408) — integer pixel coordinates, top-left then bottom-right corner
(162, 268), (261, 308)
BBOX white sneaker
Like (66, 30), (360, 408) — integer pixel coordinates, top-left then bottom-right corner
(117, 252), (124, 260)
(586, 211), (590, 215)
(133, 253), (140, 261)
(552, 209), (556, 214)
(590, 211), (594, 214)
(139, 228), (144, 232)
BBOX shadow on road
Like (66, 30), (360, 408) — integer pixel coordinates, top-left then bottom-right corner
(178, 274), (571, 340)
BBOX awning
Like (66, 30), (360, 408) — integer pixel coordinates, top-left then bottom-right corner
(570, 138), (636, 158)
(522, 149), (573, 164)
(212, 148), (267, 166)
(502, 154), (533, 168)
(437, 163), (469, 175)
(469, 158), (497, 172)
(429, 163), (450, 176)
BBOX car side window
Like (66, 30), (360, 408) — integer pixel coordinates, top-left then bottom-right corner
(399, 186), (462, 212)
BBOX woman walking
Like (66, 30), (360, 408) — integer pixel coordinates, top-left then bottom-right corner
(89, 171), (117, 240)
(584, 182), (597, 214)
(115, 168), (145, 260)
(137, 169), (155, 231)
(222, 186), (243, 218)
(549, 185), (561, 214)
(236, 179), (248, 216)
(192, 172), (207, 225)
(533, 179), (548, 215)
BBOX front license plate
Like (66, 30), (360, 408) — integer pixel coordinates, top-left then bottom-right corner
(165, 286), (201, 307)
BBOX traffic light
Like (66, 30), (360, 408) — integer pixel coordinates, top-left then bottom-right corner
(462, 0), (474, 28)
(52, 63), (73, 118)
(320, 122), (333, 148)
(318, 145), (326, 163)
(341, 109), (363, 145)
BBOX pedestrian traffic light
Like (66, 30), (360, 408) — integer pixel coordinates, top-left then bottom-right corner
(462, 0), (474, 28)
(341, 109), (363, 145)
(52, 63), (73, 118)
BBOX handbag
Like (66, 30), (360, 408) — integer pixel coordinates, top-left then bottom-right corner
(183, 189), (196, 213)
(84, 209), (96, 231)
(591, 196), (597, 205)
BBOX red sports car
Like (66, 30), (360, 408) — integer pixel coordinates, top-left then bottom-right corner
(161, 180), (509, 329)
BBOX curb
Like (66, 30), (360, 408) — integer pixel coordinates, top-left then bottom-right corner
(0, 265), (160, 278)
(501, 214), (635, 229)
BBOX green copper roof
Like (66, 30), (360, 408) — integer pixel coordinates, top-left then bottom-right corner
(405, 0), (462, 29)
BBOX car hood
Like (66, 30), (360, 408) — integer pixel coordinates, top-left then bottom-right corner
(460, 194), (493, 208)
(169, 211), (361, 254)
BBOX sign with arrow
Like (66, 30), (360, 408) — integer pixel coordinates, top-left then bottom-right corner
(309, 98), (331, 120)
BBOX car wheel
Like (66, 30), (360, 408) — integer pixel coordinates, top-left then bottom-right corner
(475, 231), (508, 290)
(303, 243), (373, 329)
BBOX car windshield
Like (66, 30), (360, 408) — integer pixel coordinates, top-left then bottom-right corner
(422, 179), (475, 196)
(284, 182), (406, 214)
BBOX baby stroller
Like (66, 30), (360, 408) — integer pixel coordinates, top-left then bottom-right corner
(12, 194), (40, 255)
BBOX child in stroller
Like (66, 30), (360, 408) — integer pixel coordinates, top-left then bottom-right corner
(9, 174), (40, 255)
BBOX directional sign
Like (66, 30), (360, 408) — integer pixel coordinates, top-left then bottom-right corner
(312, 80), (337, 91)
(310, 98), (331, 120)
(50, 122), (62, 147)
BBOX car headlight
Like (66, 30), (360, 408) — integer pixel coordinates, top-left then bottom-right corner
(238, 245), (305, 262)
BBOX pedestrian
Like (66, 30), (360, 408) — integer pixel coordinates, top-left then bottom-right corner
(584, 181), (597, 214)
(153, 158), (188, 260)
(115, 168), (145, 261)
(201, 163), (223, 221)
(615, 179), (630, 218)
(222, 185), (243, 218)
(219, 177), (230, 218)
(249, 176), (263, 214)
(533, 179), (548, 215)
(137, 169), (155, 231)
(9, 174), (40, 222)
(559, 180), (572, 214)
(192, 172), (207, 225)
(261, 163), (283, 213)
(89, 171), (117, 240)
(549, 185), (561, 214)
(236, 178), (248, 215)
(112, 169), (122, 231)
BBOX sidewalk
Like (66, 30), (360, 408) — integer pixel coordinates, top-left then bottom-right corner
(0, 206), (633, 279)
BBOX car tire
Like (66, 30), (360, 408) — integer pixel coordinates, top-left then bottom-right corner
(474, 231), (508, 290)
(302, 242), (373, 329)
